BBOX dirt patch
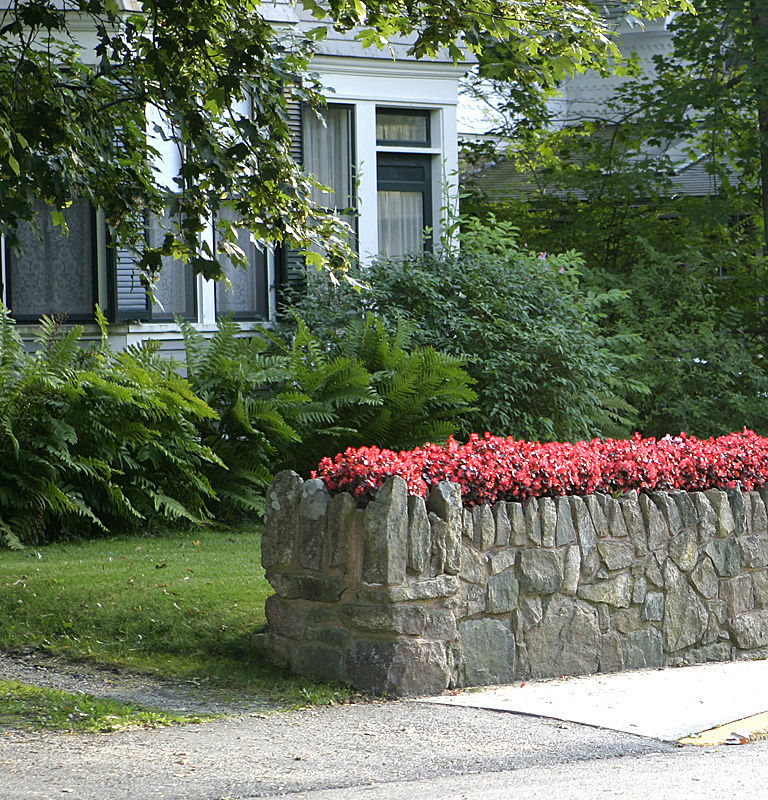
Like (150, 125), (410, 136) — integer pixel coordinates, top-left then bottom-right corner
(0, 649), (275, 717)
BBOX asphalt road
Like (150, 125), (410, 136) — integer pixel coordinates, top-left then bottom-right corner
(3, 699), (763, 800)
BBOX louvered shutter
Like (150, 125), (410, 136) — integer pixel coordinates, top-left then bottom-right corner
(277, 99), (307, 298)
(109, 244), (151, 322)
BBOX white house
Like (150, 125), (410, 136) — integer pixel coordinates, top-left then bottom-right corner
(1, 0), (468, 352)
(461, 13), (726, 201)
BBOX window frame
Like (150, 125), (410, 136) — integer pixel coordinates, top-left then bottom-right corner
(376, 108), (431, 148)
(3, 200), (100, 324)
(376, 151), (434, 256)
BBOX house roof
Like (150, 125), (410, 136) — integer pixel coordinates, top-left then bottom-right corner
(465, 144), (730, 202)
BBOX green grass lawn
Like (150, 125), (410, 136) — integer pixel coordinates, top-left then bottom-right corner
(0, 527), (353, 727)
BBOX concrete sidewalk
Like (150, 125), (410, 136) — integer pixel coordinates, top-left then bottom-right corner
(422, 658), (768, 741)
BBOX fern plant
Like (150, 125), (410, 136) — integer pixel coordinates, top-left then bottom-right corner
(0, 307), (222, 547)
(178, 316), (307, 517)
(268, 313), (476, 477)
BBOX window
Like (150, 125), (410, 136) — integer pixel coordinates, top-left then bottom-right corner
(4, 199), (98, 322)
(303, 104), (357, 245)
(215, 218), (269, 320)
(376, 108), (430, 147)
(377, 153), (433, 258)
(147, 213), (197, 321)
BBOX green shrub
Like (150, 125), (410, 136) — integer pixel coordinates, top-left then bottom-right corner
(284, 218), (642, 442)
(0, 308), (221, 547)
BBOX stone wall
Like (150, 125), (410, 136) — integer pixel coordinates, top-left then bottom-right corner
(260, 471), (768, 697)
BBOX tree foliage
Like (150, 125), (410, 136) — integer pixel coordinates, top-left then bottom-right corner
(462, 2), (768, 439)
(0, 0), (689, 284)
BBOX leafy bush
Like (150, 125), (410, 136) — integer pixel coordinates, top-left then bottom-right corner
(0, 307), (220, 548)
(181, 313), (476, 488)
(315, 429), (768, 508)
(462, 126), (768, 439)
(285, 218), (643, 442)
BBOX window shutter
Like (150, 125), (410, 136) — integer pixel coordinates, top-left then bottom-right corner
(278, 99), (307, 296)
(109, 245), (151, 322)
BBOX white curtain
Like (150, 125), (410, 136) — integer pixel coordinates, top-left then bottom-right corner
(304, 106), (352, 211)
(9, 199), (95, 318)
(377, 190), (423, 258)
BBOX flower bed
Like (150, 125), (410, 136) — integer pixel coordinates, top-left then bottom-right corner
(313, 429), (768, 508)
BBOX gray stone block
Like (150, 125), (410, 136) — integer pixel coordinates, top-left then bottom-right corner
(652, 492), (683, 536)
(340, 603), (427, 635)
(462, 508), (473, 541)
(264, 593), (306, 639)
(518, 548), (564, 595)
(493, 501), (511, 548)
(707, 599), (727, 624)
(570, 496), (599, 578)
(460, 542), (487, 585)
(739, 534), (768, 569)
(623, 628), (664, 669)
(668, 529), (698, 572)
(680, 642), (732, 665)
(298, 479), (332, 571)
(361, 575), (461, 604)
(344, 639), (451, 697)
(489, 548), (517, 576)
(619, 491), (647, 556)
(539, 497), (557, 548)
(671, 490), (699, 529)
(430, 513), (449, 577)
(517, 595), (543, 630)
(704, 536), (741, 577)
(425, 609), (458, 641)
(727, 489), (749, 537)
(641, 493), (669, 551)
(458, 618), (517, 687)
(327, 492), (358, 571)
(577, 573), (632, 608)
(662, 560), (708, 652)
(562, 544), (581, 596)
(524, 498), (541, 545)
(632, 575), (647, 605)
(507, 502), (526, 546)
(690, 557), (718, 599)
(729, 609), (768, 650)
(645, 554), (664, 588)
(295, 643), (343, 683)
(599, 632), (625, 673)
(720, 575), (754, 618)
(525, 595), (600, 680)
(428, 481), (462, 574)
(460, 581), (486, 618)
(269, 574), (347, 603)
(556, 496), (578, 547)
(603, 496), (630, 539)
(406, 494), (431, 575)
(584, 494), (609, 538)
(644, 592), (664, 622)
(752, 569), (768, 608)
(705, 489), (736, 538)
(613, 606), (643, 634)
(598, 540), (635, 571)
(262, 470), (303, 571)
(472, 504), (496, 552)
(691, 492), (717, 542)
(362, 476), (408, 585)
(486, 570), (520, 614)
(751, 492), (768, 534)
